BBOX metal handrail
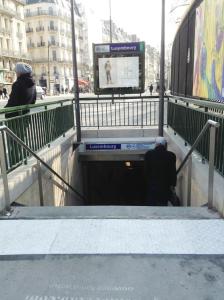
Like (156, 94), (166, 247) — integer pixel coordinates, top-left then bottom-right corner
(0, 98), (74, 115)
(171, 95), (224, 111)
(177, 120), (219, 174)
(0, 125), (85, 211)
(176, 119), (219, 209)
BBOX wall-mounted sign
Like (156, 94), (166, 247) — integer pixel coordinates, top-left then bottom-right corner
(85, 142), (154, 151)
(93, 42), (145, 95)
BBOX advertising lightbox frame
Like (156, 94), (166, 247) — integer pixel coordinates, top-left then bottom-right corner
(93, 42), (145, 95)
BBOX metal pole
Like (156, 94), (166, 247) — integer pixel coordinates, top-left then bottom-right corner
(48, 43), (50, 95)
(187, 154), (192, 207)
(109, 0), (112, 43)
(208, 126), (216, 209)
(159, 0), (165, 136)
(71, 0), (81, 142)
(0, 131), (10, 212)
(37, 160), (44, 207)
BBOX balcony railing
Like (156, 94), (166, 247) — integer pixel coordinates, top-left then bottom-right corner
(16, 32), (23, 39)
(25, 9), (70, 21)
(0, 27), (11, 35)
(66, 31), (72, 37)
(14, 0), (25, 4)
(48, 26), (58, 31)
(0, 4), (15, 16)
(37, 42), (46, 47)
(33, 58), (72, 63)
(26, 27), (33, 33)
(1, 49), (15, 57)
(27, 43), (35, 48)
(36, 26), (44, 32)
(49, 41), (59, 47)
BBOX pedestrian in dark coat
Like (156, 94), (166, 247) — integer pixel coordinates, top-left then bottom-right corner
(149, 84), (153, 95)
(2, 87), (8, 99)
(5, 62), (36, 118)
(144, 137), (177, 206)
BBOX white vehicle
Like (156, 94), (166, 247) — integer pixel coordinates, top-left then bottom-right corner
(36, 86), (45, 100)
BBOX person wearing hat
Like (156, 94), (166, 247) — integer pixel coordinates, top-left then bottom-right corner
(5, 62), (36, 118)
(144, 137), (177, 206)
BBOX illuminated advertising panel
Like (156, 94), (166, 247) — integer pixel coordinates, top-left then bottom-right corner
(93, 42), (145, 95)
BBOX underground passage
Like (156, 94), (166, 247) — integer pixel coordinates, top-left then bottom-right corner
(82, 161), (147, 206)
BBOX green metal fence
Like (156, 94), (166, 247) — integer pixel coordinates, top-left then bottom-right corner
(78, 95), (166, 128)
(168, 97), (224, 176)
(0, 99), (74, 172)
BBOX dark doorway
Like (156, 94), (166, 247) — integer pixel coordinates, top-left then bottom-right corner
(82, 161), (146, 205)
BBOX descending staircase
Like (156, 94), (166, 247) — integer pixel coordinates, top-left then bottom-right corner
(0, 206), (224, 299)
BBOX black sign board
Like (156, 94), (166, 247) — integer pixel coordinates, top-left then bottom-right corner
(93, 42), (145, 95)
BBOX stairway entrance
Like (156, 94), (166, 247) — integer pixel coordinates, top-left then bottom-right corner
(82, 161), (146, 205)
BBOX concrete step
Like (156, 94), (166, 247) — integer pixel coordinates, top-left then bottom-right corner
(2, 206), (221, 220)
(0, 207), (223, 299)
(1, 254), (224, 300)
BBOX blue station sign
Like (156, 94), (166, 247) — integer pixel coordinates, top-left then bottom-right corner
(85, 142), (155, 151)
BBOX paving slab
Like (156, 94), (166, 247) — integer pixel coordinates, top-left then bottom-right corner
(0, 254), (224, 300)
(0, 219), (224, 255)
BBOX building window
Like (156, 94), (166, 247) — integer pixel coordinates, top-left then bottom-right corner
(17, 23), (20, 33)
(19, 42), (22, 53)
(49, 7), (53, 15)
(50, 35), (55, 44)
(6, 39), (9, 50)
(9, 60), (12, 71)
(49, 20), (54, 29)
(4, 18), (8, 29)
(41, 65), (46, 75)
(52, 50), (57, 61)
(53, 66), (57, 74)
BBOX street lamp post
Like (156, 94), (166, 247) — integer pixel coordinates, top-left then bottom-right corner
(159, 0), (165, 137)
(71, 0), (81, 142)
(48, 43), (50, 95)
(109, 0), (112, 43)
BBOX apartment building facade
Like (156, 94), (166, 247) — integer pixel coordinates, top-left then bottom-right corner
(0, 0), (29, 90)
(145, 45), (160, 89)
(25, 0), (89, 93)
(102, 19), (160, 91)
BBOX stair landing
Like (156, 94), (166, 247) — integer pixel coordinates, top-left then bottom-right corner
(0, 206), (223, 300)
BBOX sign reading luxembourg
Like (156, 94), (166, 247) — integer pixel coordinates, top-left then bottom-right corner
(93, 42), (145, 95)
(85, 142), (154, 151)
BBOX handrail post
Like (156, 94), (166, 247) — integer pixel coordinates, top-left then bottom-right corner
(141, 96), (143, 128)
(208, 125), (216, 209)
(37, 160), (44, 206)
(187, 154), (192, 207)
(0, 131), (10, 212)
(97, 95), (99, 129)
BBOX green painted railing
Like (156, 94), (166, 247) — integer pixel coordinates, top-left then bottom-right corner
(0, 99), (75, 172)
(168, 97), (224, 176)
